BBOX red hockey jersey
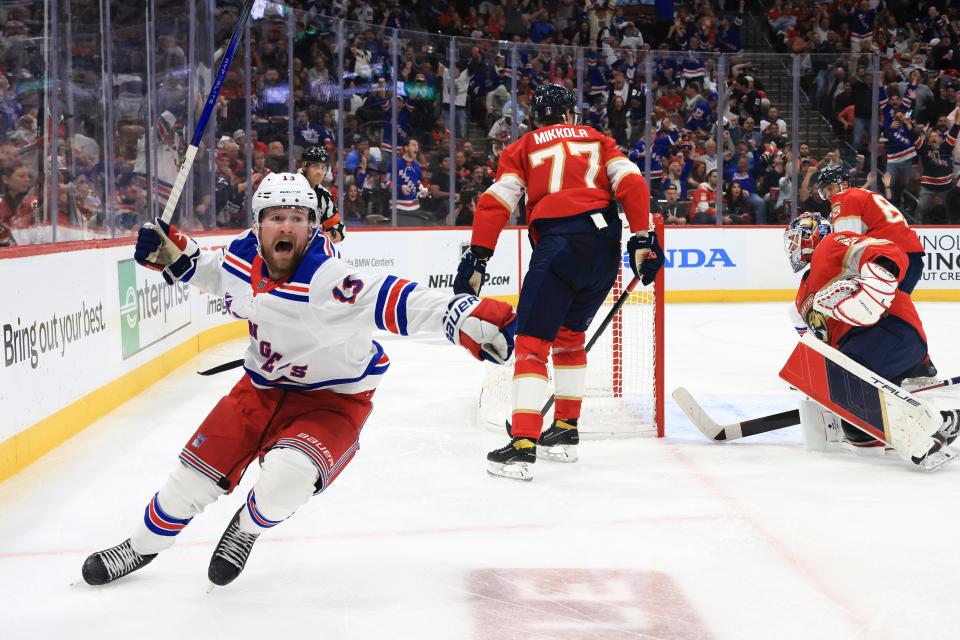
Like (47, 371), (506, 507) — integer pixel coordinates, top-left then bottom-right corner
(470, 123), (651, 250)
(829, 187), (923, 255)
(795, 231), (925, 349)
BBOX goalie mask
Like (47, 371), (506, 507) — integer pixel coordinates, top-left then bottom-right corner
(784, 213), (831, 273)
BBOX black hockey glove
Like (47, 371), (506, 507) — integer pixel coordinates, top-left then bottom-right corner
(627, 231), (664, 286)
(454, 245), (493, 296)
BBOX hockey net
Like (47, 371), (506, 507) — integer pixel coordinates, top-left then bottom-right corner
(477, 215), (665, 438)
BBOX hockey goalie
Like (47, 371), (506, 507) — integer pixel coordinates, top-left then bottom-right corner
(782, 212), (959, 469)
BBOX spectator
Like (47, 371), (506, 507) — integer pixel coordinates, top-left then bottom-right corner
(489, 104), (525, 159)
(882, 107), (920, 209)
(440, 61), (471, 140)
(760, 107), (787, 138)
(688, 168), (719, 224)
(0, 74), (22, 138)
(725, 154), (766, 223)
(917, 115), (960, 222)
(265, 141), (287, 173)
(608, 95), (629, 146)
(655, 183), (687, 225)
(0, 163), (35, 229)
(394, 138), (429, 225)
(723, 180), (754, 224)
(662, 160), (683, 194)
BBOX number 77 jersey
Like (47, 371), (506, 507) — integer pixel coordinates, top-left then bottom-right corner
(829, 187), (923, 256)
(471, 123), (650, 250)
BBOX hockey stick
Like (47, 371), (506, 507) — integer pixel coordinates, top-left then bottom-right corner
(672, 375), (960, 442)
(505, 275), (641, 435)
(157, 0), (254, 224)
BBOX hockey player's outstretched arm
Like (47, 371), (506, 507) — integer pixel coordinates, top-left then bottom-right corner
(310, 259), (517, 363)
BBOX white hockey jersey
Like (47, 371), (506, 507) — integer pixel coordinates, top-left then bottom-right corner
(188, 228), (451, 394)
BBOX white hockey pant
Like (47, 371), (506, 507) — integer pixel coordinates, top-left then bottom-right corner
(130, 448), (319, 555)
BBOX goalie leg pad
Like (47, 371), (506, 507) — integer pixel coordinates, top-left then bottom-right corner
(552, 327), (587, 422)
(780, 334), (941, 465)
(798, 399), (842, 452)
(131, 462), (225, 555)
(238, 448), (320, 535)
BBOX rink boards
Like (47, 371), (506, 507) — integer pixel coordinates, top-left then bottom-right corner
(1, 225), (958, 481)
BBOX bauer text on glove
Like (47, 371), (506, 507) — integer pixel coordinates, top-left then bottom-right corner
(443, 294), (517, 364)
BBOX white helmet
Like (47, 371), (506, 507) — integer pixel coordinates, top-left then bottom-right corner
(251, 172), (318, 226)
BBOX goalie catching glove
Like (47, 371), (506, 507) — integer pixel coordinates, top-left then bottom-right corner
(134, 218), (200, 285)
(443, 294), (517, 364)
(813, 261), (897, 327)
(627, 231), (665, 286)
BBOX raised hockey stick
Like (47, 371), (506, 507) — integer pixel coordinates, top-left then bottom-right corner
(505, 276), (642, 435)
(158, 0), (254, 224)
(672, 375), (960, 442)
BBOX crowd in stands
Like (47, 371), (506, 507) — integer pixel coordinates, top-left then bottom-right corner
(768, 0), (960, 222)
(1, 0), (959, 247)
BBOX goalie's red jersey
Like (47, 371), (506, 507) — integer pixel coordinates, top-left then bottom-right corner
(470, 124), (650, 249)
(795, 231), (925, 349)
(829, 187), (923, 255)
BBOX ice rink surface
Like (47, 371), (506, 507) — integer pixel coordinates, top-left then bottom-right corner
(2, 302), (960, 640)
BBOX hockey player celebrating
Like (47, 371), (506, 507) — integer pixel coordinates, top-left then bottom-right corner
(816, 165), (936, 386)
(299, 144), (345, 243)
(453, 83), (664, 481)
(784, 212), (958, 459)
(81, 172), (516, 587)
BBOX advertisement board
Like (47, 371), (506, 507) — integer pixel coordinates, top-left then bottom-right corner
(1, 225), (957, 467)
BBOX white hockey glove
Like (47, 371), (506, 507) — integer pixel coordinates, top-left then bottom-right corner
(443, 294), (517, 364)
(133, 218), (200, 285)
(813, 261), (897, 327)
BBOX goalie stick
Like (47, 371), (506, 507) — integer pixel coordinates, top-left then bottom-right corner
(673, 376), (960, 442)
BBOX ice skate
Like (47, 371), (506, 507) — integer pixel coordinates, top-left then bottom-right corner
(208, 507), (260, 587)
(487, 437), (536, 481)
(81, 539), (156, 585)
(902, 359), (938, 391)
(537, 419), (579, 462)
(839, 421), (888, 457)
(912, 410), (960, 470)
